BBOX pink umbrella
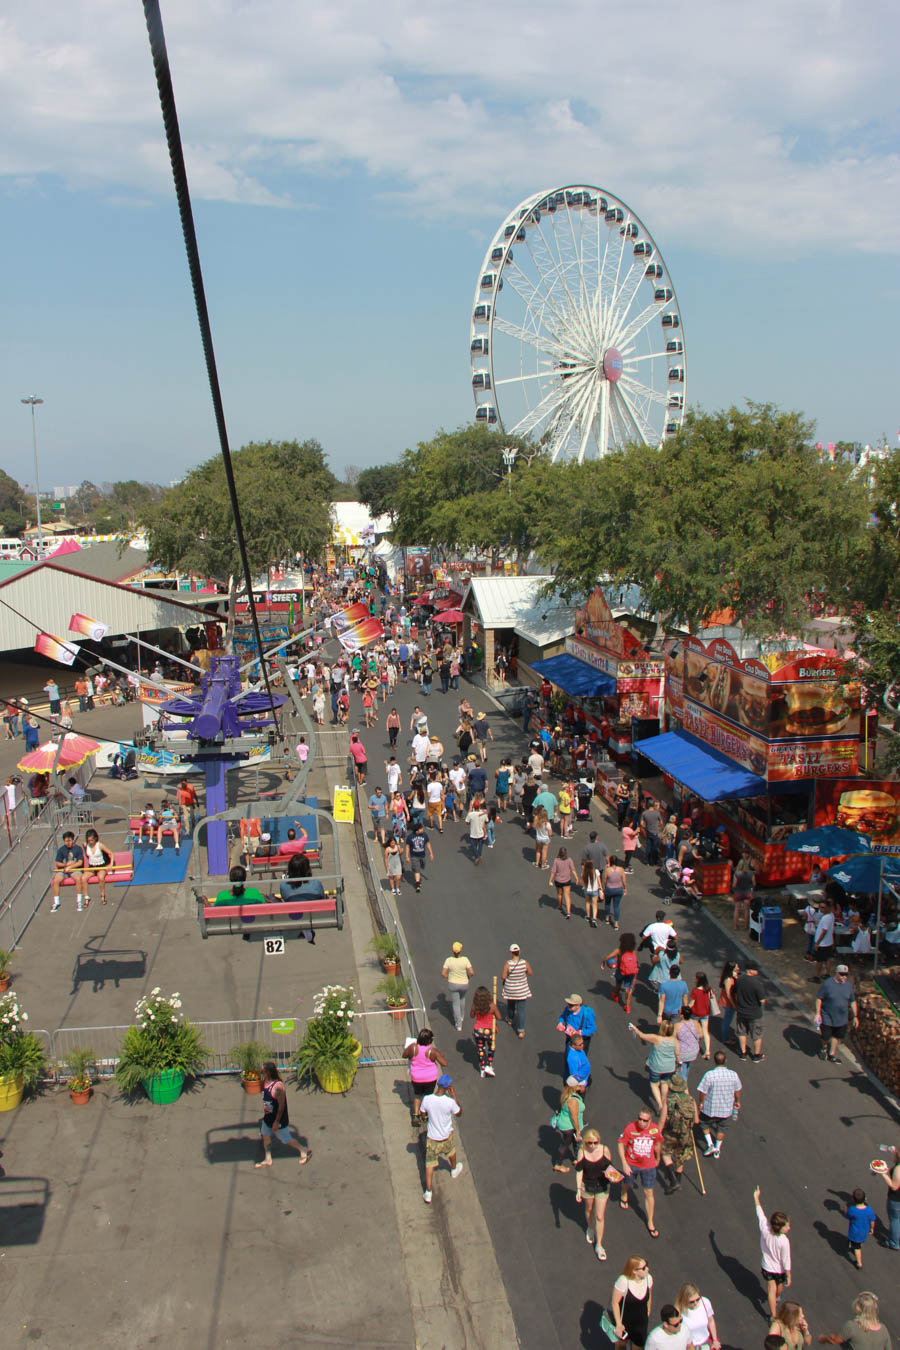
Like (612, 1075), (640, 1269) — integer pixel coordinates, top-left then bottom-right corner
(438, 609), (465, 624)
(18, 733), (101, 774)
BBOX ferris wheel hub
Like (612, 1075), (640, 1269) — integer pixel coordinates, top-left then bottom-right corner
(601, 347), (623, 384)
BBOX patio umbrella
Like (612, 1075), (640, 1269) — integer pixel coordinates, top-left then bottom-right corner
(18, 733), (101, 774)
(785, 826), (872, 856)
(439, 608), (465, 624)
(826, 854), (900, 974)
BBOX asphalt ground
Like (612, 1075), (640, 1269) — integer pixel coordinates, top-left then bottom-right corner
(370, 673), (900, 1350)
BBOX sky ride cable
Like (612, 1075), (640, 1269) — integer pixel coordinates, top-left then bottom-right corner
(141, 0), (282, 740)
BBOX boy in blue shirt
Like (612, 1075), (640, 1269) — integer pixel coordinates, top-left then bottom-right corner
(846, 1187), (876, 1268)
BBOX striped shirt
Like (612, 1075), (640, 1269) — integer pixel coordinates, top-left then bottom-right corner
(502, 958), (532, 1001)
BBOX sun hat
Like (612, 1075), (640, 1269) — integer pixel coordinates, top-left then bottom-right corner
(452, 941), (463, 955)
(437, 1074), (452, 1088)
(477, 711), (486, 720)
(565, 994), (583, 1006)
(669, 1074), (687, 1091)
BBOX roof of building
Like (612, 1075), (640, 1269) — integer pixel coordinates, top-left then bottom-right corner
(0, 562), (219, 653)
(514, 598), (578, 647)
(45, 541), (149, 584)
(461, 575), (556, 628)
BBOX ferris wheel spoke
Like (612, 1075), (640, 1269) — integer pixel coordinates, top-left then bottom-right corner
(618, 373), (668, 407)
(505, 259), (578, 341)
(576, 381), (604, 464)
(493, 315), (570, 359)
(614, 381), (656, 446)
(610, 258), (652, 333)
(626, 350), (670, 363)
(494, 369), (563, 387)
(532, 218), (590, 346)
(612, 300), (663, 352)
(506, 378), (572, 438)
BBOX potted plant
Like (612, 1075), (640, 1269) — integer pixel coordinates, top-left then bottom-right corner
(65, 1046), (96, 1106)
(0, 949), (14, 993)
(231, 1039), (272, 1094)
(0, 992), (48, 1111)
(369, 931), (401, 976)
(114, 989), (208, 1103)
(294, 984), (362, 1094)
(375, 973), (410, 1021)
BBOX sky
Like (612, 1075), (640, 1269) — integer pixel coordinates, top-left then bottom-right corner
(1, 0), (899, 491)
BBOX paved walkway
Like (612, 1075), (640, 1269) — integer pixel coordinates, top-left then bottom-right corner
(368, 673), (900, 1350)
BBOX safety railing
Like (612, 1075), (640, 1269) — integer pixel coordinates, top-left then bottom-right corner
(44, 1008), (421, 1080)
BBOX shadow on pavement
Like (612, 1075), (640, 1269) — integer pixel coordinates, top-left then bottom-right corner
(782, 1022), (819, 1055)
(0, 1175), (51, 1244)
(708, 1227), (762, 1311)
(71, 938), (147, 994)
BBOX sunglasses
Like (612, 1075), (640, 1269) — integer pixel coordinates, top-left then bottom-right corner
(666, 1318), (683, 1327)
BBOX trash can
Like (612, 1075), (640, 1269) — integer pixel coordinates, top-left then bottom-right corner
(760, 905), (783, 951)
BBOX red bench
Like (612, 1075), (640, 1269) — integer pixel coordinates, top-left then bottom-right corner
(249, 846), (320, 869)
(58, 850), (134, 885)
(196, 889), (343, 938)
(129, 815), (180, 843)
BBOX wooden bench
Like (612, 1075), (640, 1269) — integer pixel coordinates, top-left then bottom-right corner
(196, 887), (344, 938)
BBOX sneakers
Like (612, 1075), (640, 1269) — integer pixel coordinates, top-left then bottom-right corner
(423, 1189), (433, 1204)
(483, 1065), (495, 1077)
(703, 1144), (721, 1158)
(50, 901), (60, 913)
(155, 845), (163, 853)
(479, 1067), (485, 1078)
(750, 1053), (766, 1063)
(450, 1163), (464, 1179)
(595, 1244), (607, 1261)
(827, 1053), (840, 1063)
(455, 1022), (463, 1033)
(586, 1228), (595, 1244)
(76, 902), (83, 913)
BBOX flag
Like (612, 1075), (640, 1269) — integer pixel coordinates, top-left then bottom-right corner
(327, 601), (369, 633)
(35, 632), (79, 666)
(337, 617), (384, 652)
(69, 612), (109, 641)
(289, 599), (295, 628)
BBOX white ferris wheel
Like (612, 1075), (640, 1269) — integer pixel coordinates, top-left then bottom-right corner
(470, 185), (686, 462)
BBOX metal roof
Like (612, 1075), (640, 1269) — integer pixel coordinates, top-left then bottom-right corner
(462, 575), (556, 629)
(45, 542), (149, 583)
(0, 564), (218, 653)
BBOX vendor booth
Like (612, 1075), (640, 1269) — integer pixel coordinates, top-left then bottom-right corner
(636, 635), (862, 887)
(533, 587), (663, 758)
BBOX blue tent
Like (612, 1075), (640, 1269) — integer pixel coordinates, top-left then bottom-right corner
(785, 826), (872, 857)
(530, 653), (616, 699)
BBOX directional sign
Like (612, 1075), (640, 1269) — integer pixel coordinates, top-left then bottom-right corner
(271, 1018), (295, 1035)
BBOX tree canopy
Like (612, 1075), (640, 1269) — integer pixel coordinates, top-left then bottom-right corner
(142, 439), (337, 584)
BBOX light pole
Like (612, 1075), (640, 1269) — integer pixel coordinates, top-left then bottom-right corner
(502, 445), (518, 492)
(21, 396), (44, 557)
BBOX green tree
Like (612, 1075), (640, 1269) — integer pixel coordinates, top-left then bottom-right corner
(0, 469), (26, 517)
(356, 464), (403, 519)
(110, 480), (159, 524)
(389, 426), (538, 544)
(71, 480), (102, 521)
(539, 403), (870, 635)
(142, 440), (336, 585)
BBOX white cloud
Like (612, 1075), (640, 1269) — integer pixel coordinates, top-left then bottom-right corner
(0, 0), (898, 252)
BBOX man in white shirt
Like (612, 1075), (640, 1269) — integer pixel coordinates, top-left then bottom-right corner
(410, 731), (430, 767)
(385, 758), (403, 794)
(449, 763), (466, 799)
(813, 900), (836, 978)
(420, 1075), (463, 1204)
(642, 911), (677, 952)
(645, 1304), (694, 1350)
(527, 748), (544, 779)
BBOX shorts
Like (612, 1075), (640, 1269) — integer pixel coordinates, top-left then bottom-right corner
(700, 1112), (731, 1133)
(425, 1133), (455, 1164)
(815, 944), (835, 961)
(821, 1022), (847, 1042)
(624, 1165), (657, 1190)
(737, 1016), (762, 1040)
(647, 1068), (675, 1085)
(848, 1239), (863, 1252)
(261, 1121), (293, 1143)
(762, 1269), (787, 1288)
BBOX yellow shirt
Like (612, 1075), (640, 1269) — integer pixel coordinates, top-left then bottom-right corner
(559, 789), (572, 814)
(443, 954), (472, 985)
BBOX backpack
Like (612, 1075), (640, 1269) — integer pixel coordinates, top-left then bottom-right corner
(619, 951), (638, 977)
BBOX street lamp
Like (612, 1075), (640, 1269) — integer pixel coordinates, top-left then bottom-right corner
(501, 445), (518, 492)
(20, 396), (44, 557)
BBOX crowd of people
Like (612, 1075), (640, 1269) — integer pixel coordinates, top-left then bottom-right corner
(288, 571), (899, 1350)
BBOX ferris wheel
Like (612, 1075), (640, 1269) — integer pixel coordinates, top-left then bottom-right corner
(470, 185), (686, 462)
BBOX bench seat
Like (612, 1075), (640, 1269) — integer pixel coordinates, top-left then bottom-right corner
(197, 891), (343, 938)
(59, 850), (134, 884)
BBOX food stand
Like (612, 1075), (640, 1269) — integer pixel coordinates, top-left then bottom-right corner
(532, 587), (664, 759)
(637, 635), (862, 888)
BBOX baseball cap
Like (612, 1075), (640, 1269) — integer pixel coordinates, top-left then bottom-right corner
(509, 942), (520, 952)
(451, 941), (463, 955)
(437, 1074), (453, 1088)
(260, 832), (271, 842)
(565, 994), (583, 1006)
(565, 1075), (581, 1087)
(836, 963), (850, 975)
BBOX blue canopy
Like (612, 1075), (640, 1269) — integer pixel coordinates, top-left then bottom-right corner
(826, 854), (900, 892)
(633, 729), (766, 801)
(530, 653), (616, 699)
(784, 826), (872, 857)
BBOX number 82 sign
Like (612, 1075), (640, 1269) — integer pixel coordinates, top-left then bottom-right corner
(264, 936), (285, 956)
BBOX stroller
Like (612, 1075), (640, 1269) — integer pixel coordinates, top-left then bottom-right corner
(664, 857), (702, 909)
(575, 778), (594, 822)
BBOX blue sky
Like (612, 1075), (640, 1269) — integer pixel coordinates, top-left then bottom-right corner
(1, 0), (898, 490)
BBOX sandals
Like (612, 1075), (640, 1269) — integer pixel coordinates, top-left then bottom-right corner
(648, 1227), (660, 1239)
(619, 1198), (629, 1210)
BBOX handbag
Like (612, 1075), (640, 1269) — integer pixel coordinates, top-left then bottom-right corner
(600, 1308), (619, 1342)
(709, 991), (721, 1018)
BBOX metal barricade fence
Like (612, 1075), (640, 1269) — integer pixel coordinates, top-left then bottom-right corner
(0, 829), (59, 947)
(46, 1007), (420, 1080)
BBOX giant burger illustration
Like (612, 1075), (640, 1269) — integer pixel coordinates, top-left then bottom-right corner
(768, 679), (858, 739)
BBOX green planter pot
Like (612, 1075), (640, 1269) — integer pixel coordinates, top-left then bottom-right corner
(0, 1071), (25, 1112)
(142, 1068), (186, 1104)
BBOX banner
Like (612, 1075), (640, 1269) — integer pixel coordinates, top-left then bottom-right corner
(327, 601), (369, 634)
(332, 785), (355, 823)
(69, 613), (109, 641)
(814, 778), (900, 854)
(34, 632), (79, 666)
(337, 616), (384, 652)
(573, 587), (646, 661)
